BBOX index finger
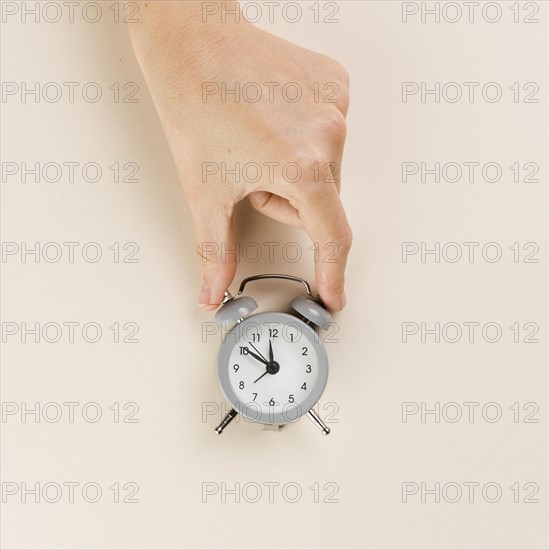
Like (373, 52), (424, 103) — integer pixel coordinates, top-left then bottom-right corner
(297, 183), (353, 311)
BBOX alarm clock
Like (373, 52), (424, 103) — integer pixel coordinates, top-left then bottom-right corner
(213, 274), (333, 435)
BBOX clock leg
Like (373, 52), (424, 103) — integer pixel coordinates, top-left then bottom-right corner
(215, 408), (238, 435)
(307, 409), (331, 435)
(262, 424), (283, 432)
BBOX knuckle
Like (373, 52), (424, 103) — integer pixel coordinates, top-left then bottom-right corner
(336, 85), (350, 111)
(323, 111), (347, 142)
(326, 62), (350, 111)
(307, 110), (347, 146)
(293, 145), (325, 171)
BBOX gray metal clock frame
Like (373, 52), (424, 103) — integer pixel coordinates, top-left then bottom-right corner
(217, 311), (329, 426)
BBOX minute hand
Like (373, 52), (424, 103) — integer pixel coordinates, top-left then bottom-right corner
(268, 339), (274, 363)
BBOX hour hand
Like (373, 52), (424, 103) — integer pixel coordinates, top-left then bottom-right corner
(246, 345), (268, 366)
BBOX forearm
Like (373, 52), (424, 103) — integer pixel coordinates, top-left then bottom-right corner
(129, 1), (245, 50)
(129, 1), (250, 94)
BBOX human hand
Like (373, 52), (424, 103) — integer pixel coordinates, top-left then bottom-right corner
(130, 1), (352, 311)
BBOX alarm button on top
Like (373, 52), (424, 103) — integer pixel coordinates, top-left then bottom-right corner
(290, 297), (332, 330)
(215, 296), (258, 326)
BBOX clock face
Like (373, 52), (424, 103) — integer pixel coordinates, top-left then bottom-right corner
(218, 312), (329, 426)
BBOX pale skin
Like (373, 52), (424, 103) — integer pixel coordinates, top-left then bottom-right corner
(129, 0), (352, 311)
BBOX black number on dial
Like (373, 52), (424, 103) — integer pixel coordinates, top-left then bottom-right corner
(306, 364), (312, 373)
(302, 347), (308, 355)
(301, 382), (307, 390)
(239, 381), (245, 389)
(233, 364), (239, 372)
(269, 398), (275, 406)
(288, 394), (295, 403)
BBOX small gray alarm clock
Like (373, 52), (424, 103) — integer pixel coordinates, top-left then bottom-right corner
(213, 274), (332, 435)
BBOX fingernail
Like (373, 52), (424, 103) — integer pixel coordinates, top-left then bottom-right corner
(198, 281), (210, 307)
(340, 292), (347, 310)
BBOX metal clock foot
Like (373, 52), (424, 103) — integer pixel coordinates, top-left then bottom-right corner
(307, 409), (330, 435)
(215, 409), (238, 435)
(262, 424), (283, 432)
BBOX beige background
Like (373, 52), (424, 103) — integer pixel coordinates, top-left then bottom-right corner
(1, 1), (548, 549)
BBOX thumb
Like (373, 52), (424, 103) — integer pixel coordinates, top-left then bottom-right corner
(192, 200), (237, 310)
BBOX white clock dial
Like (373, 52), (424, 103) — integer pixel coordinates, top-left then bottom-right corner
(218, 312), (329, 425)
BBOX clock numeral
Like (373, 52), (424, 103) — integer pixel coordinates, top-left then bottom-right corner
(252, 393), (258, 401)
(288, 394), (295, 403)
(269, 398), (275, 406)
(233, 364), (240, 372)
(239, 381), (245, 389)
(290, 333), (295, 342)
(269, 328), (279, 338)
(239, 347), (249, 355)
(301, 382), (307, 390)
(302, 347), (308, 356)
(251, 333), (261, 342)
(306, 364), (312, 373)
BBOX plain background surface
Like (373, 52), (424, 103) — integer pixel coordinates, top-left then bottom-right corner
(1, 1), (549, 548)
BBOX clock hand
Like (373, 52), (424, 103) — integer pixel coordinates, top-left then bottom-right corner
(268, 339), (274, 363)
(254, 370), (269, 384)
(246, 348), (268, 366)
(249, 340), (279, 383)
(248, 341), (269, 364)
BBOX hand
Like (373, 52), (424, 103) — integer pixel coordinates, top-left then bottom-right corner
(268, 339), (274, 363)
(130, 1), (352, 311)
